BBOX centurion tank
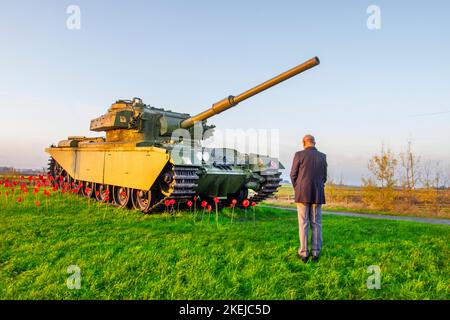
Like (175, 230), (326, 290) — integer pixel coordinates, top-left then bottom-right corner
(46, 57), (320, 212)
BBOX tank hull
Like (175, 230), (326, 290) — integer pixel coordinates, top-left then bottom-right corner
(45, 139), (282, 212)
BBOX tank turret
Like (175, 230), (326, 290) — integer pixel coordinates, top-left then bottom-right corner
(88, 57), (320, 145)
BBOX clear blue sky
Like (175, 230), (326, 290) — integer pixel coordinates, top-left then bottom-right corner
(1, 0), (449, 184)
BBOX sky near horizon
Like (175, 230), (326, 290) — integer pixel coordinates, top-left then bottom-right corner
(0, 0), (449, 184)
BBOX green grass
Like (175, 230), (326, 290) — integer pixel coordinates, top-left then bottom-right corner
(1, 193), (449, 299)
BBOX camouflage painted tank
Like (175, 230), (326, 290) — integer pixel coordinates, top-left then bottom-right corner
(46, 57), (320, 212)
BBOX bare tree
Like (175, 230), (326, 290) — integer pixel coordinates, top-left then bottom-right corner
(443, 165), (450, 189)
(338, 172), (344, 186)
(433, 161), (441, 190)
(399, 140), (421, 190)
(421, 160), (433, 189)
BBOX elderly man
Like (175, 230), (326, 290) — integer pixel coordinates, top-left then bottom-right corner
(290, 134), (327, 263)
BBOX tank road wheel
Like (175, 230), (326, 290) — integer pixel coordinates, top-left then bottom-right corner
(157, 163), (175, 196)
(113, 186), (131, 208)
(95, 184), (109, 202)
(132, 189), (152, 213)
(81, 181), (94, 198)
(48, 158), (70, 189)
(47, 157), (58, 187)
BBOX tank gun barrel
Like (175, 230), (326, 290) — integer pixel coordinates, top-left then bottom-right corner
(180, 56), (320, 129)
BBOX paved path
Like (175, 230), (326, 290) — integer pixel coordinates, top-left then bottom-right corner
(261, 205), (450, 226)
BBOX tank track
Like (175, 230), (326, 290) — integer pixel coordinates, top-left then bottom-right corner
(146, 165), (200, 213)
(47, 157), (56, 177)
(247, 170), (282, 204)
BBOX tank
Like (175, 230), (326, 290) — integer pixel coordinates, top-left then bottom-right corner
(46, 57), (320, 212)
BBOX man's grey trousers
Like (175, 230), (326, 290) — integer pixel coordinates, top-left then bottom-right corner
(296, 203), (323, 257)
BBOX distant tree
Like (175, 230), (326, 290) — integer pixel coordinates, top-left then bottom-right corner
(433, 161), (442, 190)
(399, 140), (421, 190)
(338, 172), (344, 186)
(367, 144), (398, 188)
(443, 166), (450, 189)
(362, 144), (398, 210)
(421, 160), (433, 189)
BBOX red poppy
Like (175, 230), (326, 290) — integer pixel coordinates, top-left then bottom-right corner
(164, 199), (170, 207)
(193, 195), (197, 201)
(44, 190), (50, 197)
(39, 175), (44, 181)
(35, 201), (41, 207)
(27, 176), (32, 182)
(170, 199), (176, 205)
(20, 176), (24, 181)
(52, 187), (57, 192)
(17, 197), (22, 203)
(231, 199), (237, 205)
(213, 197), (219, 204)
(207, 205), (212, 212)
(187, 200), (193, 207)
(105, 195), (109, 201)
(120, 191), (126, 197)
(242, 199), (250, 208)
(251, 201), (257, 207)
(105, 189), (110, 195)
(6, 191), (9, 197)
(95, 191), (100, 197)
(201, 200), (207, 208)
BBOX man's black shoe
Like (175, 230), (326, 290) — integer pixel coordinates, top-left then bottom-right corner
(311, 255), (319, 262)
(297, 253), (309, 263)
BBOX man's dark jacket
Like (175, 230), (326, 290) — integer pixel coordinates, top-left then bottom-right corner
(290, 146), (327, 204)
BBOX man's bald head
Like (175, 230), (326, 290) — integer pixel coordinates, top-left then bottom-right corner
(302, 134), (316, 148)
